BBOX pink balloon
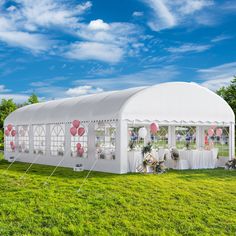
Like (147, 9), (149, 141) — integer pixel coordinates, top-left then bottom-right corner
(216, 128), (223, 137)
(211, 124), (217, 129)
(207, 128), (214, 137)
(72, 120), (80, 129)
(70, 127), (77, 136)
(78, 147), (84, 157)
(10, 141), (14, 146)
(78, 127), (85, 136)
(5, 130), (10, 136)
(76, 143), (81, 150)
(7, 124), (13, 131)
(11, 130), (16, 137)
(150, 122), (159, 134)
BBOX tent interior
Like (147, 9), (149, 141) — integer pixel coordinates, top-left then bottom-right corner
(4, 82), (235, 174)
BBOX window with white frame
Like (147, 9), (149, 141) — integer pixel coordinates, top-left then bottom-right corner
(95, 122), (116, 160)
(175, 126), (196, 150)
(150, 126), (168, 149)
(33, 125), (46, 155)
(71, 124), (88, 158)
(18, 125), (30, 153)
(5, 126), (16, 152)
(204, 126), (229, 157)
(50, 124), (65, 156)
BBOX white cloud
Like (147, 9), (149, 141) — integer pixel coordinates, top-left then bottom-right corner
(198, 61), (236, 90)
(66, 85), (103, 96)
(0, 84), (10, 93)
(88, 19), (110, 30)
(198, 62), (236, 80)
(143, 0), (214, 31)
(0, 31), (51, 52)
(73, 66), (179, 90)
(65, 41), (123, 63)
(0, 3), (143, 63)
(0, 0), (92, 52)
(167, 43), (211, 53)
(132, 11), (144, 17)
(68, 19), (142, 63)
(78, 20), (140, 46)
(178, 0), (213, 14)
(15, 0), (92, 30)
(201, 77), (233, 91)
(0, 93), (29, 103)
(211, 35), (233, 43)
(145, 0), (176, 31)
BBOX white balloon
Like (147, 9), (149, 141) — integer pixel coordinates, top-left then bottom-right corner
(138, 127), (147, 139)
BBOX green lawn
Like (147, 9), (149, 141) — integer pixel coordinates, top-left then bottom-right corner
(0, 160), (236, 235)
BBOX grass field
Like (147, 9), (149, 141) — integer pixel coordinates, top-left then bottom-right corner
(0, 160), (236, 236)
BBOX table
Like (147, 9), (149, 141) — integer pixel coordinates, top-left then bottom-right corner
(178, 149), (218, 169)
(127, 148), (218, 172)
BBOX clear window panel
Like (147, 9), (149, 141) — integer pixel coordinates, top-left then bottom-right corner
(71, 124), (88, 158)
(4, 126), (16, 153)
(175, 126), (196, 150)
(33, 125), (46, 155)
(95, 122), (116, 160)
(128, 126), (144, 150)
(204, 126), (229, 157)
(150, 126), (168, 149)
(50, 124), (65, 156)
(18, 125), (30, 153)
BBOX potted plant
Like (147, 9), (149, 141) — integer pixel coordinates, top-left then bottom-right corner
(141, 142), (152, 157)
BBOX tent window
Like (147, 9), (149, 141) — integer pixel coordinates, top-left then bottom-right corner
(71, 124), (88, 158)
(175, 126), (196, 150)
(95, 123), (116, 160)
(50, 124), (65, 156)
(204, 126), (229, 157)
(150, 126), (168, 149)
(5, 126), (16, 153)
(18, 125), (30, 153)
(33, 125), (46, 155)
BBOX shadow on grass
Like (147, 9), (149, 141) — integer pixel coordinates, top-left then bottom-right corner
(0, 160), (235, 181)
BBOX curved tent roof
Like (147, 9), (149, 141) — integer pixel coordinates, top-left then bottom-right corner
(5, 82), (235, 125)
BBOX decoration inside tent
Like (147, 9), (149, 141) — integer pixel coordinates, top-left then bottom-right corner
(70, 120), (86, 157)
(5, 124), (16, 151)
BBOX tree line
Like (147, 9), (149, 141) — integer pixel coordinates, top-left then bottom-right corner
(0, 94), (39, 149)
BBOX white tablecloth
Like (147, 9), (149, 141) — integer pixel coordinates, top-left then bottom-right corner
(127, 148), (218, 172)
(178, 149), (217, 169)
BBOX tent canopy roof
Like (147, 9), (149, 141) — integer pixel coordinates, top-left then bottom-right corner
(5, 82), (235, 125)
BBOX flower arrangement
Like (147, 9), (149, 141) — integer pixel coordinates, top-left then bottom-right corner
(141, 142), (152, 157)
(225, 159), (236, 170)
(170, 148), (179, 161)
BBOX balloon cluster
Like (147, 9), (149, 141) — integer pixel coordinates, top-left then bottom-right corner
(207, 126), (223, 137)
(5, 124), (16, 151)
(70, 120), (85, 157)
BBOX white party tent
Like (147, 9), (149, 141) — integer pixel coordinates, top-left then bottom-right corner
(4, 82), (235, 173)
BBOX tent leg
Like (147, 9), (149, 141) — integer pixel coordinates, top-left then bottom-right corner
(229, 122), (235, 160)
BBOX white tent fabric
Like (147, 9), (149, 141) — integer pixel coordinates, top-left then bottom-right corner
(122, 82), (235, 124)
(5, 82), (234, 125)
(4, 82), (235, 174)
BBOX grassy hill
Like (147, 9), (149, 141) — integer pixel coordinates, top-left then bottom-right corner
(0, 160), (236, 235)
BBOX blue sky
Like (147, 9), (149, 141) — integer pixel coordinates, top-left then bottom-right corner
(0, 0), (236, 102)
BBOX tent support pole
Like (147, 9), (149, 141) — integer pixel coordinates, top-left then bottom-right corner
(229, 122), (235, 160)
